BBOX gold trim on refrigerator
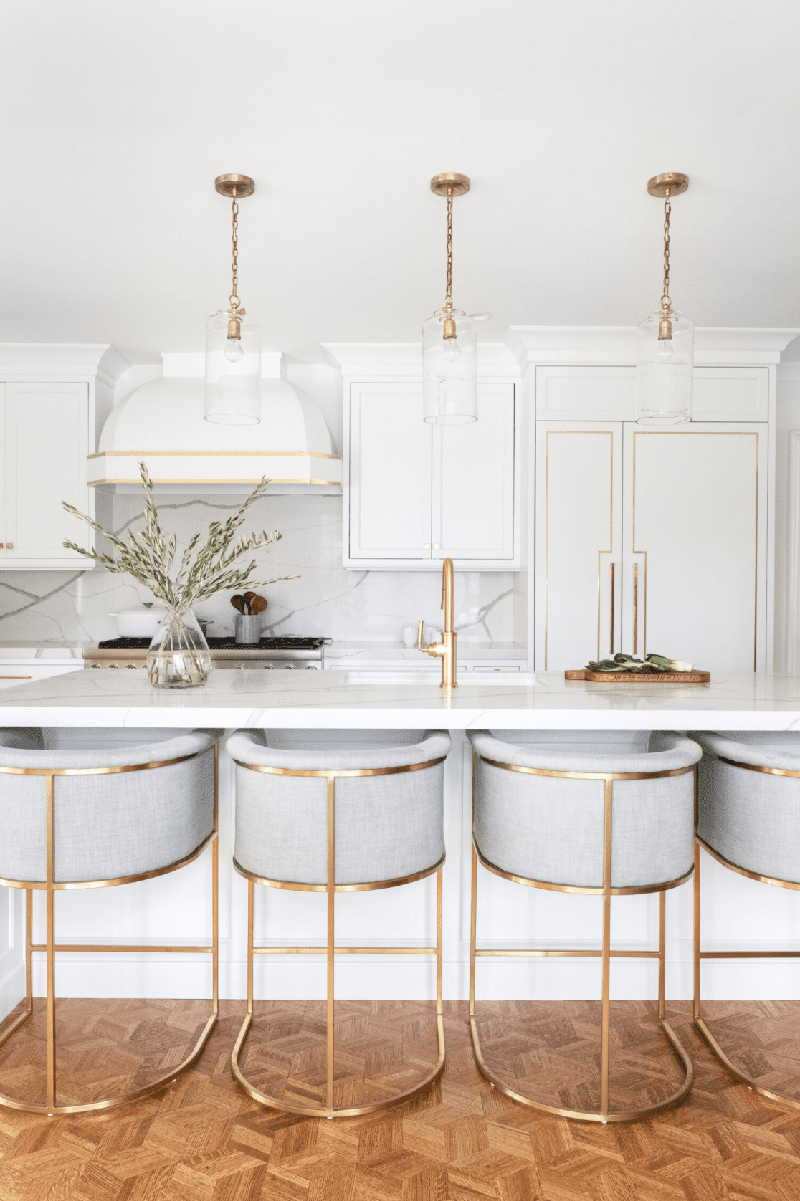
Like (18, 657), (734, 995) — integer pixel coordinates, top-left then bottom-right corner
(545, 430), (614, 670)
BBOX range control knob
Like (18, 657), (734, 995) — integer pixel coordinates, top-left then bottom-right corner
(125, 664), (137, 670)
(108, 664), (119, 669)
(90, 663), (101, 669)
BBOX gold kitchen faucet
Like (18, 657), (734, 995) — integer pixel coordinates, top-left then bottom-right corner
(417, 558), (458, 688)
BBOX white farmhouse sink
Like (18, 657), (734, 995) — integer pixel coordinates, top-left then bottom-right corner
(342, 670), (540, 687)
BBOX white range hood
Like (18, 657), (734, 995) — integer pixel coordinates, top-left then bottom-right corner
(89, 352), (341, 493)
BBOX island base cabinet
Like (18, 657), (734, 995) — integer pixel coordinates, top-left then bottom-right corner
(535, 420), (768, 672)
(3, 730), (800, 1012)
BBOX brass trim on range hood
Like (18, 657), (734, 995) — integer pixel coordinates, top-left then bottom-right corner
(92, 359), (342, 493)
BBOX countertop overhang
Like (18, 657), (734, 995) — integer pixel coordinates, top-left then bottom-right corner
(1, 670), (800, 731)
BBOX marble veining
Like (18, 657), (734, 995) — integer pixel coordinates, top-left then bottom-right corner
(2, 670), (800, 731)
(0, 495), (516, 646)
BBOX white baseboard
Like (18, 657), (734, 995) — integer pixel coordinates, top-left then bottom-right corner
(0, 958), (24, 1023)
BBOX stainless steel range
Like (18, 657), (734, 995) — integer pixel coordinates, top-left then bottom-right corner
(84, 636), (329, 671)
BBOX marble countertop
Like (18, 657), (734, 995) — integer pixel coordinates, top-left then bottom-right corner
(0, 643), (87, 660)
(1, 668), (800, 730)
(324, 641), (528, 665)
(0, 641), (528, 665)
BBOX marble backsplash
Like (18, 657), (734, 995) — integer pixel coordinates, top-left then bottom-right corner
(0, 494), (520, 645)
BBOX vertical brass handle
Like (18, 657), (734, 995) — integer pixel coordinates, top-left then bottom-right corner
(633, 563), (639, 655)
(609, 563), (615, 655)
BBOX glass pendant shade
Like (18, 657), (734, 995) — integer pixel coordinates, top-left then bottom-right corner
(204, 309), (262, 425)
(636, 309), (694, 425)
(422, 309), (477, 423)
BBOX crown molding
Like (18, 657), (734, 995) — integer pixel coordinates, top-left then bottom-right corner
(161, 351), (285, 379)
(506, 326), (800, 368)
(322, 342), (518, 379)
(0, 343), (130, 383)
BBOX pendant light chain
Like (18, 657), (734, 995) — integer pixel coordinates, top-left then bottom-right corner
(445, 187), (453, 312)
(230, 196), (241, 313)
(661, 187), (672, 314)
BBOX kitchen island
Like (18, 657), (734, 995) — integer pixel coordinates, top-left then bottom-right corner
(1, 667), (800, 729)
(2, 669), (800, 1020)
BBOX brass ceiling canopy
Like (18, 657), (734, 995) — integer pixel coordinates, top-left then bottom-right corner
(214, 173), (255, 199)
(430, 172), (470, 197)
(647, 172), (689, 198)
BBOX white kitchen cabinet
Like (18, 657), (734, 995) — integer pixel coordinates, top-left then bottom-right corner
(535, 417), (768, 672)
(346, 381), (517, 568)
(0, 345), (125, 571)
(0, 383), (93, 569)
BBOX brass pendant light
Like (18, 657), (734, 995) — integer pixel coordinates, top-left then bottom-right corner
(204, 173), (262, 425)
(422, 173), (478, 423)
(636, 172), (693, 425)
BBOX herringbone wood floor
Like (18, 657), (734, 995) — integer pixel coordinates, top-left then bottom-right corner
(2, 998), (800, 1199)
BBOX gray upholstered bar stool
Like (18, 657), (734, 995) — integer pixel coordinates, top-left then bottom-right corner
(692, 730), (800, 1111)
(227, 728), (451, 1118)
(468, 728), (701, 1123)
(0, 727), (220, 1116)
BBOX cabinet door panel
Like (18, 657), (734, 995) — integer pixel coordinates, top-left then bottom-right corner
(0, 386), (5, 558)
(623, 423), (767, 672)
(348, 383), (432, 559)
(535, 423), (623, 670)
(437, 384), (515, 559)
(5, 384), (90, 563)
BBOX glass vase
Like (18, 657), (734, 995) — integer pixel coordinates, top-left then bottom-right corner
(146, 607), (212, 688)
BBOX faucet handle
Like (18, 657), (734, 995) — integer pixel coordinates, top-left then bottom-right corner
(417, 620), (426, 651)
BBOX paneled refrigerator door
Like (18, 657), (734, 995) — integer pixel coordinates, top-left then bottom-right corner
(621, 422), (768, 673)
(534, 422), (623, 671)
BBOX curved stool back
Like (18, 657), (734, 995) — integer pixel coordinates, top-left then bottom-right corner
(469, 729), (700, 1123)
(0, 727), (220, 1116)
(691, 730), (800, 1111)
(228, 728), (450, 1118)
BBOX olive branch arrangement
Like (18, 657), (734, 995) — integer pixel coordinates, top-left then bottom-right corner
(62, 462), (298, 616)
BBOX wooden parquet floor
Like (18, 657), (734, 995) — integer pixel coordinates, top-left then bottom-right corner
(3, 998), (800, 1199)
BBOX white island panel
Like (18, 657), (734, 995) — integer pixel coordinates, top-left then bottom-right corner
(2, 670), (800, 1011)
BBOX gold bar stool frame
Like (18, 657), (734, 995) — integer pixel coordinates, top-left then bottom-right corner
(230, 746), (448, 1119)
(469, 745), (697, 1124)
(693, 736), (800, 1112)
(0, 740), (220, 1116)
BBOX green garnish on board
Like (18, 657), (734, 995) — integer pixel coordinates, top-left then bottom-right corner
(585, 653), (694, 674)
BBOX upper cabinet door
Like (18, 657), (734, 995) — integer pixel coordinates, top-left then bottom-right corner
(4, 383), (91, 566)
(622, 422), (767, 672)
(348, 383), (433, 560)
(535, 422), (623, 671)
(435, 384), (515, 560)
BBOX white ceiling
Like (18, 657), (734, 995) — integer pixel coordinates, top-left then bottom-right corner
(1, 0), (799, 366)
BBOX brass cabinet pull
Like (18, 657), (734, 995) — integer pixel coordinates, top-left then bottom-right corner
(633, 564), (639, 655)
(610, 563), (615, 655)
(5, 543), (12, 550)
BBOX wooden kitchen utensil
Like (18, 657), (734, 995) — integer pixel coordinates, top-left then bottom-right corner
(249, 595), (268, 614)
(231, 595), (246, 614)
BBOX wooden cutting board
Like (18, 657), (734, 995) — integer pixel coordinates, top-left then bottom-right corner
(565, 669), (710, 683)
